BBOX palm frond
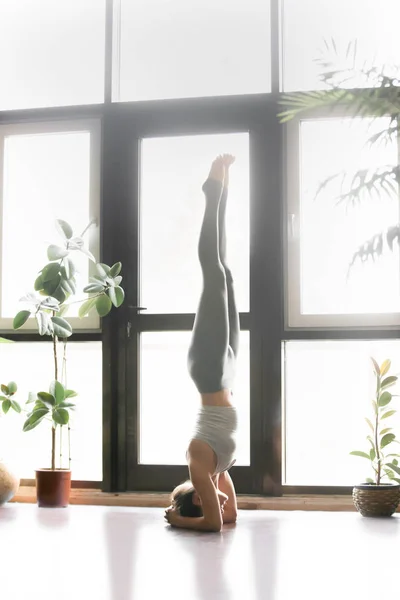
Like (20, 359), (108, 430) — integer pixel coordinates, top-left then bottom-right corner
(366, 121), (399, 147)
(278, 89), (351, 123)
(335, 165), (400, 207)
(348, 225), (400, 274)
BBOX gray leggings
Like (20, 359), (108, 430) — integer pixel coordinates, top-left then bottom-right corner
(187, 178), (239, 393)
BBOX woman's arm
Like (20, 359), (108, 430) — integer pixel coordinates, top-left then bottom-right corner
(166, 458), (223, 532)
(165, 508), (221, 532)
(218, 471), (238, 524)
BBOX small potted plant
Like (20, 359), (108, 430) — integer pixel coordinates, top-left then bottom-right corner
(13, 219), (125, 508)
(0, 374), (22, 505)
(351, 357), (400, 517)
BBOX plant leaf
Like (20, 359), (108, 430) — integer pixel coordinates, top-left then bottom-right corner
(78, 297), (98, 318)
(109, 262), (122, 277)
(371, 357), (381, 377)
(381, 409), (396, 419)
(51, 316), (73, 338)
(83, 284), (105, 294)
(96, 294), (112, 317)
(53, 408), (69, 426)
(387, 462), (400, 476)
(114, 276), (122, 286)
(370, 448), (376, 461)
(365, 417), (374, 432)
(37, 392), (56, 407)
(381, 376), (398, 389)
(380, 428), (393, 435)
(365, 477), (375, 484)
(108, 286), (125, 308)
(350, 451), (371, 459)
(1, 384), (9, 395)
(380, 359), (391, 376)
(13, 310), (31, 330)
(58, 401), (76, 409)
(64, 389), (78, 399)
(7, 382), (17, 395)
(41, 262), (61, 283)
(381, 433), (396, 448)
(56, 219), (73, 240)
(47, 245), (68, 261)
(2, 400), (11, 414)
(23, 408), (49, 432)
(49, 381), (65, 404)
(34, 275), (44, 291)
(379, 391), (392, 407)
(63, 257), (76, 280)
(36, 311), (53, 337)
(77, 246), (95, 262)
(95, 263), (111, 279)
(10, 400), (21, 413)
(27, 392), (37, 404)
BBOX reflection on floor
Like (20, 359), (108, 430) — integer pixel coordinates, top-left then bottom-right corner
(1, 504), (399, 600)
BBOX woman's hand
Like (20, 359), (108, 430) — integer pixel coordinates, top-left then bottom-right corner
(164, 505), (180, 527)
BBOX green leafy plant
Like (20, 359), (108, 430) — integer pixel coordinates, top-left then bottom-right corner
(350, 358), (400, 485)
(13, 219), (125, 471)
(278, 39), (400, 267)
(0, 382), (21, 415)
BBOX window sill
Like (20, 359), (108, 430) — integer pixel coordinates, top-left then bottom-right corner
(11, 486), (361, 511)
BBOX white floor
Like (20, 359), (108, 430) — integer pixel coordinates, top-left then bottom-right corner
(1, 504), (398, 600)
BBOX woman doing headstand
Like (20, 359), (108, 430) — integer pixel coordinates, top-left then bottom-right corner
(165, 154), (239, 532)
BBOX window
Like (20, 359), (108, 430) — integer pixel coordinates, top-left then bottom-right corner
(140, 133), (250, 314)
(286, 113), (400, 328)
(0, 342), (102, 481)
(114, 0), (271, 101)
(0, 120), (101, 330)
(0, 0), (106, 110)
(140, 332), (250, 465)
(282, 0), (400, 92)
(283, 340), (400, 486)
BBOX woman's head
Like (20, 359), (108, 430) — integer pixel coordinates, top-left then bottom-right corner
(171, 480), (203, 517)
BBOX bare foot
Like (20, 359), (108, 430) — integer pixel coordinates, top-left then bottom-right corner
(207, 155), (225, 185)
(221, 154), (235, 188)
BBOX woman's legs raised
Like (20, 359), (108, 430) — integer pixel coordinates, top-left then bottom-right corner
(219, 155), (240, 358)
(187, 156), (230, 393)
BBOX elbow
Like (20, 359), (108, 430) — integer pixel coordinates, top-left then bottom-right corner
(205, 517), (223, 532)
(223, 509), (237, 524)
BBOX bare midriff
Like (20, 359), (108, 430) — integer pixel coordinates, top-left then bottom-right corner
(200, 389), (233, 407)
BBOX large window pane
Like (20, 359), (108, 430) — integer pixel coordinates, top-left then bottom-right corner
(116, 0), (270, 101)
(1, 122), (100, 328)
(284, 340), (400, 486)
(287, 116), (400, 327)
(140, 332), (250, 466)
(283, 0), (400, 92)
(141, 133), (249, 313)
(0, 342), (102, 481)
(0, 0), (105, 110)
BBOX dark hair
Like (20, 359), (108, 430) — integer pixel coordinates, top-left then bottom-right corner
(172, 483), (203, 518)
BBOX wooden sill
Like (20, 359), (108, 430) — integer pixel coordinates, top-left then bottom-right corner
(11, 486), (361, 511)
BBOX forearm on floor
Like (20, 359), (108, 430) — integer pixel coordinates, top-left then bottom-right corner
(170, 515), (222, 532)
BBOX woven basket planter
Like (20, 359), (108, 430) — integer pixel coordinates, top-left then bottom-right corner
(353, 483), (400, 517)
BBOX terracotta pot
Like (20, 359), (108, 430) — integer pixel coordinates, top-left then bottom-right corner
(36, 469), (71, 508)
(0, 461), (19, 505)
(353, 483), (400, 517)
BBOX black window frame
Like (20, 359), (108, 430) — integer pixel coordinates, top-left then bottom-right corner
(1, 0), (394, 496)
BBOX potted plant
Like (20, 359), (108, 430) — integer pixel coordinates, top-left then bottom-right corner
(0, 376), (22, 505)
(13, 219), (125, 507)
(350, 357), (400, 517)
